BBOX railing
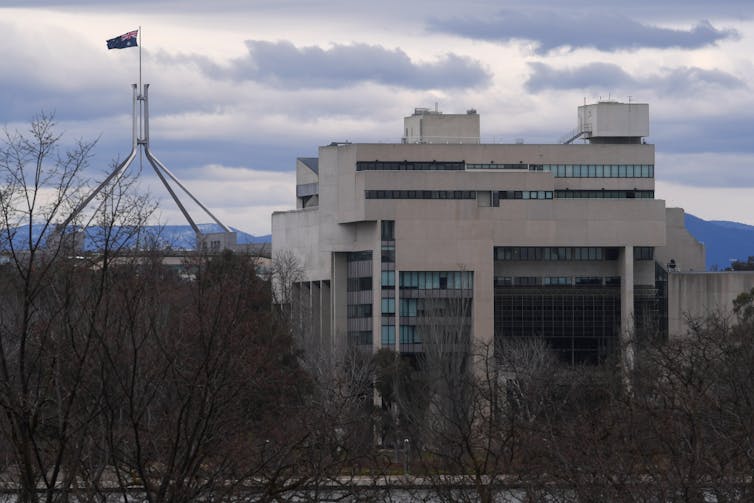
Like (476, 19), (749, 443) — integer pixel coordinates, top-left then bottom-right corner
(558, 127), (590, 144)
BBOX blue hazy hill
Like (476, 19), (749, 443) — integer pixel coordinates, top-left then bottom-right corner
(5, 217), (753, 272)
(2, 223), (270, 252)
(684, 214), (754, 271)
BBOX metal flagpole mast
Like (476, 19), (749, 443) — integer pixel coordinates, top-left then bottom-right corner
(60, 27), (236, 249)
(138, 26), (144, 174)
(138, 26), (142, 95)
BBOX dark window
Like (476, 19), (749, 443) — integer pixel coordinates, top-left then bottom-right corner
(575, 276), (603, 286)
(358, 277), (372, 290)
(381, 220), (395, 240)
(495, 247), (620, 262)
(366, 190), (475, 200)
(381, 247), (395, 263)
(634, 247), (654, 260)
(494, 287), (620, 365)
(348, 331), (372, 346)
(357, 161), (464, 171)
(347, 251), (372, 262)
(348, 304), (373, 317)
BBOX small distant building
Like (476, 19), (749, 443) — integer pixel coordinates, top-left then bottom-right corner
(402, 106), (480, 144)
(197, 231), (238, 253)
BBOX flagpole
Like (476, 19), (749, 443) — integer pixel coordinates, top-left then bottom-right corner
(138, 26), (144, 170)
(138, 26), (142, 95)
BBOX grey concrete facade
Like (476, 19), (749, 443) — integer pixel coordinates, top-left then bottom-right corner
(271, 102), (744, 363)
(668, 272), (754, 336)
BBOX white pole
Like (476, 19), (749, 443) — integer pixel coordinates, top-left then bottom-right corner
(138, 26), (143, 144)
(138, 26), (142, 95)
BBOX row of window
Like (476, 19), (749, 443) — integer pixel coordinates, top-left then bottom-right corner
(495, 246), (620, 261)
(500, 190), (553, 200)
(539, 164), (654, 178)
(495, 276), (622, 287)
(357, 161), (653, 178)
(399, 271), (474, 290)
(366, 190), (476, 200)
(555, 190), (654, 199)
(495, 246), (654, 261)
(357, 161), (465, 171)
(467, 163), (529, 170)
(367, 190), (653, 201)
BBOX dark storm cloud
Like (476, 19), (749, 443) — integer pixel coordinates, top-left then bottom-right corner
(525, 62), (745, 95)
(187, 40), (491, 90)
(428, 11), (738, 53)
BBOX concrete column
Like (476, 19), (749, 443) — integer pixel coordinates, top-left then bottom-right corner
(473, 253), (495, 348)
(331, 253), (348, 356)
(321, 280), (332, 353)
(312, 281), (321, 346)
(620, 246), (635, 377)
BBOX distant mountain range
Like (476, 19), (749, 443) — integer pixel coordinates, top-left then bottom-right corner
(2, 223), (270, 252)
(684, 214), (754, 271)
(3, 217), (752, 272)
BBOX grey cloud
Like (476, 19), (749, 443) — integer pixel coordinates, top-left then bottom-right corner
(525, 62), (745, 95)
(653, 115), (754, 156)
(656, 159), (754, 188)
(526, 63), (634, 93)
(190, 40), (491, 90)
(649, 67), (745, 95)
(428, 11), (738, 53)
(6, 1), (752, 20)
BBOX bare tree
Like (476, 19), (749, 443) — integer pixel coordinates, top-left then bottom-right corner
(271, 250), (304, 322)
(87, 249), (317, 502)
(393, 293), (518, 503)
(0, 113), (154, 502)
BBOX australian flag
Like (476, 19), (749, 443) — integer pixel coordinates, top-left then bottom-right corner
(106, 30), (138, 50)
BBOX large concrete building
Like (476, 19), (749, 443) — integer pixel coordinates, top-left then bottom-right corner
(272, 102), (750, 364)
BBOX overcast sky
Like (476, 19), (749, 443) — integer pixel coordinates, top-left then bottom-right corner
(2, 1), (753, 234)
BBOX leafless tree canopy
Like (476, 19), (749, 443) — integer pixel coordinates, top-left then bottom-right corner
(2, 115), (754, 501)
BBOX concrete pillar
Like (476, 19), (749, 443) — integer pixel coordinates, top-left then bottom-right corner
(620, 246), (635, 377)
(312, 281), (321, 346)
(321, 280), (332, 353)
(332, 253), (348, 356)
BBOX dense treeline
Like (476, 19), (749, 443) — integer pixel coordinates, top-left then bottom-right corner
(2, 115), (753, 502)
